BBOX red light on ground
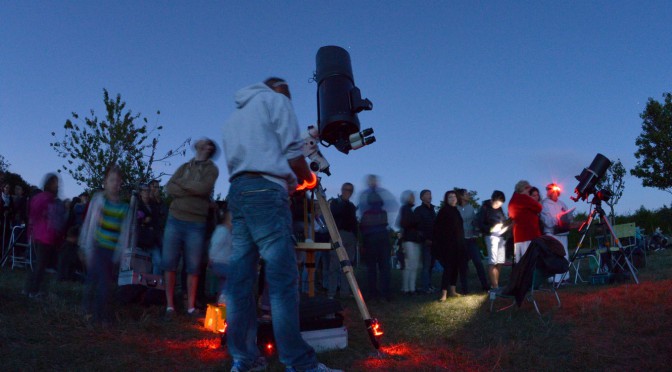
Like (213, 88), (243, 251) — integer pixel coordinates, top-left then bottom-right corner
(266, 343), (273, 351)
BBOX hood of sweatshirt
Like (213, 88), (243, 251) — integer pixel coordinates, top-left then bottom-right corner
(234, 83), (272, 109)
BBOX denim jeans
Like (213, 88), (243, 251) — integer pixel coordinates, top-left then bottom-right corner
(225, 176), (316, 370)
(420, 243), (433, 290)
(465, 238), (489, 290)
(161, 215), (206, 274)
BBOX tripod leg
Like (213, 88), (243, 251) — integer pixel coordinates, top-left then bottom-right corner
(315, 188), (381, 349)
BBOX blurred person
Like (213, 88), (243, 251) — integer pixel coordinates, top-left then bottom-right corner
(162, 138), (219, 319)
(358, 174), (396, 302)
(456, 188), (489, 292)
(24, 174), (66, 298)
(508, 180), (542, 263)
(57, 225), (83, 281)
(12, 184), (27, 226)
(147, 180), (167, 274)
(1, 182), (14, 250)
(328, 182), (358, 299)
(79, 165), (133, 324)
(529, 186), (541, 202)
(398, 190), (422, 295)
(414, 189), (437, 294)
(209, 201), (232, 305)
(434, 190), (468, 301)
(479, 190), (508, 291)
(222, 77), (340, 372)
(541, 183), (574, 284)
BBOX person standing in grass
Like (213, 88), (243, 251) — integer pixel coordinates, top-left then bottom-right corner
(434, 190), (468, 301)
(398, 190), (422, 295)
(79, 164), (132, 325)
(24, 173), (66, 298)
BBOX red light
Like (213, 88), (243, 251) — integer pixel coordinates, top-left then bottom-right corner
(373, 321), (383, 337)
(266, 343), (273, 351)
(296, 172), (318, 191)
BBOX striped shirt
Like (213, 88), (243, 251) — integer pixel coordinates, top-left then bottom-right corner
(96, 198), (129, 250)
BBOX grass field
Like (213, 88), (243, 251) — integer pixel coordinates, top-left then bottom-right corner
(1, 249), (671, 371)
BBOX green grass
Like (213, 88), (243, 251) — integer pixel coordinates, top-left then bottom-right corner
(2, 250), (671, 371)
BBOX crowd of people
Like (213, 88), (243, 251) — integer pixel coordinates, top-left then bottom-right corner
(0, 76), (578, 372)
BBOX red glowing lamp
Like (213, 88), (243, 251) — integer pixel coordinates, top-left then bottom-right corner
(296, 172), (318, 191)
(365, 318), (383, 349)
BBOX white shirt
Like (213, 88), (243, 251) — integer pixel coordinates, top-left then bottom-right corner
(541, 198), (572, 236)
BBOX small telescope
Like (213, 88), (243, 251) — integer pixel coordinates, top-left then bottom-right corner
(315, 46), (375, 154)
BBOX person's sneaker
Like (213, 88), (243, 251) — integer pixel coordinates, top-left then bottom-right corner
(186, 308), (203, 319)
(164, 308), (176, 322)
(286, 363), (343, 372)
(231, 356), (268, 372)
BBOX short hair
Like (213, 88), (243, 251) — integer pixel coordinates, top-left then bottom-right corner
(420, 189), (431, 199)
(264, 77), (287, 89)
(529, 186), (540, 196)
(341, 182), (354, 190)
(491, 190), (506, 203)
(514, 180), (530, 194)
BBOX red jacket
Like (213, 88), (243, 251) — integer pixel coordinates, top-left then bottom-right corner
(508, 192), (542, 243)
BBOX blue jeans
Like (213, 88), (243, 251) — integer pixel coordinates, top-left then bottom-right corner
(420, 243), (433, 290)
(465, 238), (489, 290)
(225, 176), (316, 370)
(161, 215), (206, 274)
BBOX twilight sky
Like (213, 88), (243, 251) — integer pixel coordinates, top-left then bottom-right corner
(1, 1), (671, 216)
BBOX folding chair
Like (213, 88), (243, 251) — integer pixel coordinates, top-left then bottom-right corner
(490, 236), (565, 322)
(611, 223), (639, 273)
(3, 224), (34, 270)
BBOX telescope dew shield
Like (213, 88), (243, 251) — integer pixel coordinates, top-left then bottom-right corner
(316, 46), (372, 151)
(573, 153), (611, 201)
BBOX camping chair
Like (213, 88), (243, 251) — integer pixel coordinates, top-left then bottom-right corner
(611, 223), (641, 273)
(490, 236), (566, 321)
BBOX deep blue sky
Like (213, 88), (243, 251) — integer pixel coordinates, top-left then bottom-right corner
(2, 1), (671, 216)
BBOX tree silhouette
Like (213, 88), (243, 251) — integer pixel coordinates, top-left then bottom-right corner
(50, 89), (190, 192)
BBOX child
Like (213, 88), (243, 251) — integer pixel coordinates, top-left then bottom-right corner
(79, 164), (132, 325)
(208, 201), (232, 305)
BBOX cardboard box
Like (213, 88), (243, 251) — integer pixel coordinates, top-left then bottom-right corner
(120, 249), (152, 273)
(118, 270), (165, 290)
(301, 326), (347, 352)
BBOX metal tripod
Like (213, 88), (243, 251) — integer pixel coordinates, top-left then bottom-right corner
(303, 180), (382, 349)
(560, 196), (639, 287)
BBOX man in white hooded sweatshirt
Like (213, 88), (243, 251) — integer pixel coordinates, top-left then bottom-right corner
(222, 78), (341, 372)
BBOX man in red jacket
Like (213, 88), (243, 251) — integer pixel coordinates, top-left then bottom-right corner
(508, 180), (542, 263)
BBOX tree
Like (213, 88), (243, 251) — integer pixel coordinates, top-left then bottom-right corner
(50, 89), (190, 192)
(0, 154), (9, 173)
(631, 92), (672, 195)
(596, 158), (626, 224)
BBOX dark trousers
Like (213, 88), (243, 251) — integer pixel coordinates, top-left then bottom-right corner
(25, 242), (58, 295)
(440, 250), (468, 291)
(466, 238), (489, 290)
(362, 232), (392, 299)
